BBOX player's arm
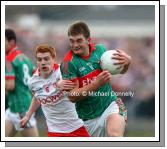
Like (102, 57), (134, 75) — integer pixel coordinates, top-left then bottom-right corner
(68, 70), (111, 103)
(5, 61), (15, 91)
(112, 49), (131, 74)
(5, 79), (15, 91)
(57, 79), (75, 91)
(20, 96), (40, 127)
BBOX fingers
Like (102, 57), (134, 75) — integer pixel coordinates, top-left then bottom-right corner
(60, 80), (75, 85)
(20, 124), (26, 128)
(111, 55), (125, 60)
(113, 60), (126, 65)
(112, 51), (131, 65)
(59, 80), (76, 90)
(62, 80), (74, 83)
(99, 70), (110, 77)
(98, 71), (112, 82)
(20, 119), (26, 128)
(62, 85), (75, 90)
(103, 74), (111, 82)
(112, 52), (123, 57)
(64, 82), (75, 86)
(57, 80), (75, 90)
(115, 49), (123, 53)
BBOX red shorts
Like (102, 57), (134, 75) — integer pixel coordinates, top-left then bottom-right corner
(48, 126), (90, 137)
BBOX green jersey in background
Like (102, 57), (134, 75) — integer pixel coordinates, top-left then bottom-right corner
(5, 48), (35, 113)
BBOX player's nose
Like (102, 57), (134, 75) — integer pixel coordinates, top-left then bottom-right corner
(73, 41), (79, 48)
(41, 59), (46, 64)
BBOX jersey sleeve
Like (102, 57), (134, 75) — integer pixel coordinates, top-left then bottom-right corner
(60, 61), (78, 81)
(27, 76), (36, 96)
(5, 60), (15, 80)
(27, 77), (33, 91)
(56, 67), (62, 80)
(96, 44), (107, 53)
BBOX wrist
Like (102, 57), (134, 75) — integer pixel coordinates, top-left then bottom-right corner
(93, 79), (101, 88)
(25, 112), (31, 120)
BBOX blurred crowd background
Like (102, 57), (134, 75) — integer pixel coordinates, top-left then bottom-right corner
(5, 5), (155, 137)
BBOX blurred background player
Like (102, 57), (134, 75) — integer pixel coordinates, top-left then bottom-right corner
(20, 44), (90, 137)
(61, 21), (131, 137)
(5, 29), (39, 137)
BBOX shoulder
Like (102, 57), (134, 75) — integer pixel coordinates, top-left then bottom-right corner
(53, 63), (59, 70)
(53, 63), (61, 77)
(63, 50), (74, 62)
(28, 69), (40, 87)
(95, 44), (106, 51)
(61, 51), (76, 72)
(6, 50), (22, 62)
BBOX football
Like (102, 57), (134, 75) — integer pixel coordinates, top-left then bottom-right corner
(100, 50), (123, 75)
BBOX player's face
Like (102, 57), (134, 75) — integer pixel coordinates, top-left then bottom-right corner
(5, 38), (12, 54)
(36, 52), (55, 77)
(69, 34), (90, 56)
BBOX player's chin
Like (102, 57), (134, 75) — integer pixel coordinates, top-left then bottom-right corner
(73, 51), (83, 56)
(41, 69), (50, 74)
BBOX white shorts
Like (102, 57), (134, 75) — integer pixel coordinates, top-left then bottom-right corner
(84, 98), (127, 137)
(5, 108), (37, 131)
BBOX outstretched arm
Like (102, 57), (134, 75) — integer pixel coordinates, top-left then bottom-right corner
(68, 71), (112, 103)
(20, 97), (40, 128)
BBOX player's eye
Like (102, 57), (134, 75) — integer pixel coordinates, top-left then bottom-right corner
(77, 39), (83, 43)
(69, 39), (74, 44)
(37, 58), (42, 62)
(44, 57), (50, 61)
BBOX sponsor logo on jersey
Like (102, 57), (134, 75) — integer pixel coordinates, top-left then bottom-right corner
(78, 69), (102, 87)
(39, 90), (64, 105)
(82, 77), (97, 86)
(86, 62), (94, 70)
(79, 67), (86, 72)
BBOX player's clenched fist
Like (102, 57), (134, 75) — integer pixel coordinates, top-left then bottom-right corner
(96, 70), (112, 87)
(20, 114), (30, 128)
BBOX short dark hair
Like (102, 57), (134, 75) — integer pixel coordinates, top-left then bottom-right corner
(68, 21), (90, 39)
(5, 29), (17, 42)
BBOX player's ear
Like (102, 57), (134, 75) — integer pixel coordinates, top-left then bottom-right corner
(10, 39), (16, 47)
(87, 37), (91, 43)
(53, 56), (56, 62)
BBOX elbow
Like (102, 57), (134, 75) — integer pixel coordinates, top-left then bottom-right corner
(10, 83), (15, 90)
(5, 81), (15, 91)
(68, 96), (77, 103)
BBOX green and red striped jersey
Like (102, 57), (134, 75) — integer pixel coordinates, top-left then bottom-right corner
(60, 44), (117, 120)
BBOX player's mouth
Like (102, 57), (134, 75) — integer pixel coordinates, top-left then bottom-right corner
(73, 47), (84, 54)
(73, 48), (80, 52)
(42, 66), (48, 71)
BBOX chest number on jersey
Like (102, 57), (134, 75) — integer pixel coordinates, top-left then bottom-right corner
(45, 86), (49, 92)
(23, 64), (31, 85)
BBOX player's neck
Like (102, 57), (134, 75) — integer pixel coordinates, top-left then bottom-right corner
(41, 70), (53, 79)
(82, 46), (90, 56)
(6, 45), (17, 55)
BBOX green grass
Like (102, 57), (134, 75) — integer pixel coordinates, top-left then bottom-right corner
(125, 131), (154, 137)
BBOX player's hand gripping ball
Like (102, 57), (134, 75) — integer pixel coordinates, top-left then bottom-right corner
(100, 50), (123, 75)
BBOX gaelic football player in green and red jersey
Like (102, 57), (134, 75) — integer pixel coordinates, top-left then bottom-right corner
(5, 29), (39, 137)
(60, 21), (131, 137)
